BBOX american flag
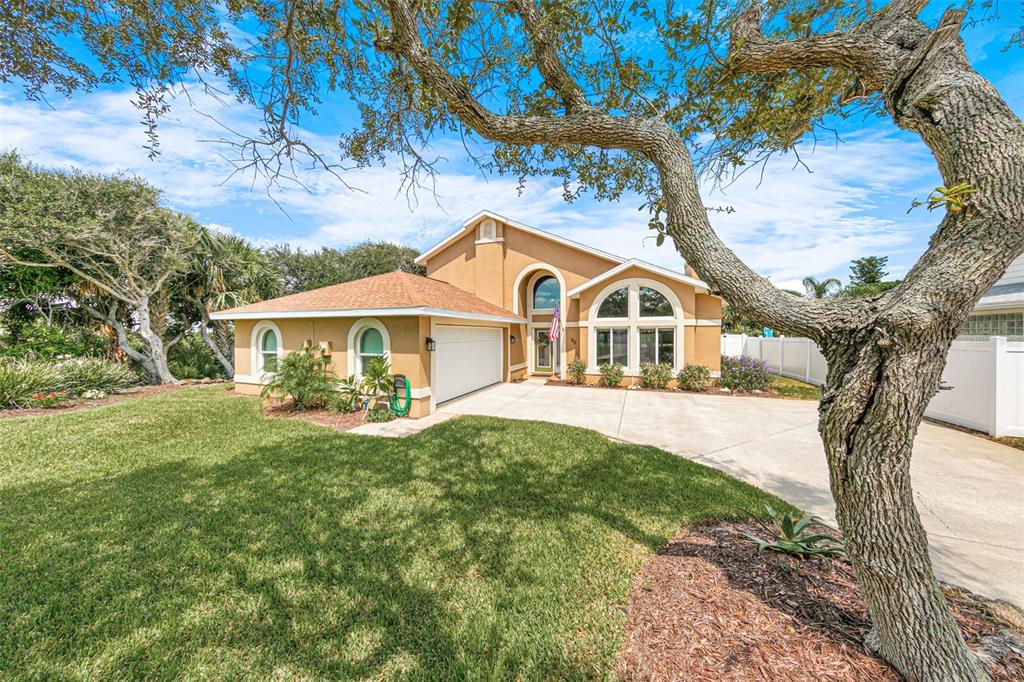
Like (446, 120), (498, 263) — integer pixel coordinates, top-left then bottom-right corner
(549, 304), (560, 340)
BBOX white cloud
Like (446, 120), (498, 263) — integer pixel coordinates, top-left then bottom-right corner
(0, 84), (940, 286)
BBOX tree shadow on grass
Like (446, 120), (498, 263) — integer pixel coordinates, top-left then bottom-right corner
(1, 414), (781, 679)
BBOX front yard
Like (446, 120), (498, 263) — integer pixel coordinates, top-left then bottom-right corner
(0, 387), (779, 679)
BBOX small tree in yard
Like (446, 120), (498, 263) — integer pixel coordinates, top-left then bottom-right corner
(5, 1), (1023, 677)
(0, 154), (199, 383)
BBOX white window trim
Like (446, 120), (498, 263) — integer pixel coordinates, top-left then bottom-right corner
(346, 317), (391, 378)
(587, 278), (685, 374)
(251, 320), (284, 378)
(513, 263), (568, 378)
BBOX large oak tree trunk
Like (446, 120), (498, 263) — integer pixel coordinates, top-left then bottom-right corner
(819, 330), (988, 680)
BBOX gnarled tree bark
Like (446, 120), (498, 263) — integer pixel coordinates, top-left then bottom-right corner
(375, 0), (1024, 678)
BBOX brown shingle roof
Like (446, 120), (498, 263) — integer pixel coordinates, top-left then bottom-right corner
(211, 271), (523, 321)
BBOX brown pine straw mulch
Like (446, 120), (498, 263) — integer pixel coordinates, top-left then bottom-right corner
(619, 521), (1024, 681)
(261, 399), (367, 431)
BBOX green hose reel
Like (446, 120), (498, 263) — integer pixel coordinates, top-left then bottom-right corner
(390, 374), (411, 417)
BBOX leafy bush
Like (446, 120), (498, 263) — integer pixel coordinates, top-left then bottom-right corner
(719, 355), (773, 392)
(0, 357), (137, 408)
(639, 362), (673, 389)
(366, 405), (396, 422)
(567, 358), (587, 385)
(330, 374), (364, 412)
(361, 356), (393, 408)
(677, 364), (712, 392)
(742, 504), (845, 559)
(598, 362), (624, 388)
(0, 321), (109, 360)
(260, 350), (334, 409)
(168, 332), (228, 379)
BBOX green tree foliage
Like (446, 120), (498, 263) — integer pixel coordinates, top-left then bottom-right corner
(182, 230), (280, 376)
(849, 256), (889, 285)
(266, 242), (423, 295)
(842, 280), (902, 299)
(0, 152), (199, 383)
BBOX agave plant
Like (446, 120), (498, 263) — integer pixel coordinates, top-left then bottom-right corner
(742, 504), (845, 558)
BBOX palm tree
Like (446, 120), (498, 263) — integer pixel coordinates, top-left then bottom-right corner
(802, 276), (842, 299)
(184, 228), (281, 376)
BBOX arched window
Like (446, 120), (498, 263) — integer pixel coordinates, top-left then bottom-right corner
(639, 286), (673, 317)
(533, 275), (560, 310)
(597, 287), (629, 318)
(357, 327), (385, 374)
(259, 328), (279, 372)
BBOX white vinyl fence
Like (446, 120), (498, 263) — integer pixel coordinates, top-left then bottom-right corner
(722, 333), (1024, 438)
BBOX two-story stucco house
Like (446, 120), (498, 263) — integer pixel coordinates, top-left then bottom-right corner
(212, 210), (722, 416)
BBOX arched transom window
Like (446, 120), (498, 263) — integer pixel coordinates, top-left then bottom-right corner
(639, 286), (673, 317)
(533, 275), (560, 310)
(597, 287), (628, 318)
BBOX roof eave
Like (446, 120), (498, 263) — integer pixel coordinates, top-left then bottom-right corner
(210, 305), (525, 324)
(414, 209), (626, 266)
(565, 258), (714, 297)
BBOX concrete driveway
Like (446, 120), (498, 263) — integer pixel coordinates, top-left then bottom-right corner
(440, 380), (1024, 607)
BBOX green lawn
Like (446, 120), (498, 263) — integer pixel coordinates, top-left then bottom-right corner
(772, 375), (822, 400)
(0, 388), (781, 680)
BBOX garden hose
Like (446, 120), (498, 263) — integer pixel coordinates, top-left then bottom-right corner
(390, 374), (411, 417)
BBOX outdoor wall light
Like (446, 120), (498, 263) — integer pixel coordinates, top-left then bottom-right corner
(425, 337), (436, 351)
(510, 335), (516, 345)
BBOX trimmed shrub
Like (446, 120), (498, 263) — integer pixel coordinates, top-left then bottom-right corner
(0, 357), (137, 408)
(260, 350), (335, 409)
(677, 364), (712, 392)
(598, 362), (624, 388)
(639, 362), (673, 389)
(567, 358), (587, 385)
(719, 355), (773, 392)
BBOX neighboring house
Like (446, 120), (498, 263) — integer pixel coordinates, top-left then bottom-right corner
(963, 253), (1024, 340)
(212, 210), (722, 416)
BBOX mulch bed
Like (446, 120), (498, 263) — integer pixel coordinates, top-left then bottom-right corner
(0, 383), (203, 420)
(261, 400), (367, 432)
(619, 521), (1024, 681)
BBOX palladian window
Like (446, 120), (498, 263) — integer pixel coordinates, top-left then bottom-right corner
(597, 287), (629, 318)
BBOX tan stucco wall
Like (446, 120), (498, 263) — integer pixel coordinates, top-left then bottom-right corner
(694, 326), (722, 371)
(232, 315), (430, 393)
(425, 216), (620, 314)
(696, 294), (722, 320)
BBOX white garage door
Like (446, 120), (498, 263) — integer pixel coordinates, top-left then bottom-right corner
(433, 325), (503, 404)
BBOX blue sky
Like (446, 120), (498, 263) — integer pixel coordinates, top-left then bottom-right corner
(0, 6), (1020, 292)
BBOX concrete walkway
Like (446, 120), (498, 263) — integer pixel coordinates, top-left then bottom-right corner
(439, 379), (1024, 607)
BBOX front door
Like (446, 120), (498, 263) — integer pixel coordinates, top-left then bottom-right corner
(534, 329), (553, 373)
